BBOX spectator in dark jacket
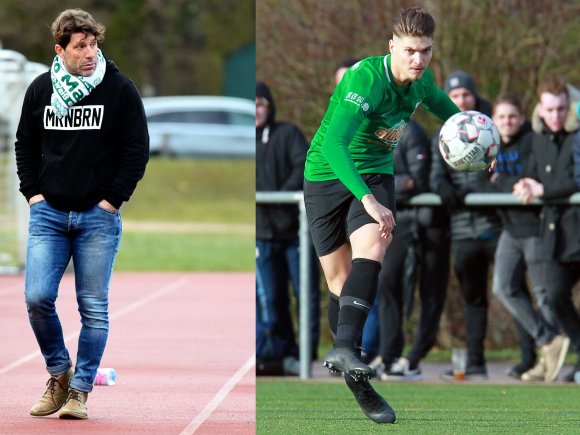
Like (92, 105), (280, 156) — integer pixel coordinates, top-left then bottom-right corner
(489, 94), (569, 383)
(513, 75), (580, 382)
(376, 119), (444, 381)
(431, 70), (502, 381)
(256, 81), (320, 374)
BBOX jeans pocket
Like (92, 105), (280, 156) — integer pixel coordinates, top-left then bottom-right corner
(29, 199), (46, 209)
(95, 204), (119, 215)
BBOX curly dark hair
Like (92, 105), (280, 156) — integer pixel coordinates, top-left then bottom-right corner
(51, 9), (106, 48)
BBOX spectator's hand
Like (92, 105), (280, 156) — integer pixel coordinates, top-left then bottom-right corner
(361, 194), (396, 239)
(28, 194), (45, 206)
(512, 179), (529, 203)
(489, 158), (497, 172)
(98, 199), (118, 212)
(513, 178), (543, 204)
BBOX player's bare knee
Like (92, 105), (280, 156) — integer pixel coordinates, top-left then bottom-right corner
(325, 272), (348, 294)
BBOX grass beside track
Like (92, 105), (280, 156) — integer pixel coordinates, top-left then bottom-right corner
(122, 157), (255, 223)
(116, 157), (254, 271)
(257, 380), (580, 434)
(115, 231), (253, 271)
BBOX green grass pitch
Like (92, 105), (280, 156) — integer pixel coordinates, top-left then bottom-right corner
(257, 380), (580, 434)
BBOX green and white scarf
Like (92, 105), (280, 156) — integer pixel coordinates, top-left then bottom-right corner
(50, 49), (106, 118)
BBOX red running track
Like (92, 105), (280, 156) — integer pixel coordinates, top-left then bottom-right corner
(0, 272), (255, 434)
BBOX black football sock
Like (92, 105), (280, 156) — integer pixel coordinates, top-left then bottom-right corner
(328, 292), (340, 338)
(335, 258), (381, 349)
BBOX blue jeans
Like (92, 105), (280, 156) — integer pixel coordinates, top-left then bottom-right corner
(25, 200), (121, 392)
(361, 296), (380, 361)
(256, 238), (320, 360)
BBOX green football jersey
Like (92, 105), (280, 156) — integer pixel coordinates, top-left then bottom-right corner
(304, 54), (459, 199)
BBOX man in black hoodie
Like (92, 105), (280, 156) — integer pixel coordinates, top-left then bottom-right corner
(15, 9), (148, 419)
(256, 81), (320, 373)
(489, 94), (569, 383)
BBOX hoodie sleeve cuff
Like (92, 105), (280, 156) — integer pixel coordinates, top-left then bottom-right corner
(104, 193), (124, 210)
(22, 188), (41, 203)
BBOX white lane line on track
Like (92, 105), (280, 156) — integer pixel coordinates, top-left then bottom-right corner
(0, 277), (188, 376)
(179, 354), (256, 435)
(180, 353), (256, 435)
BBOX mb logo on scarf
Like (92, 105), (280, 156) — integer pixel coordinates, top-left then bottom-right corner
(50, 49), (106, 118)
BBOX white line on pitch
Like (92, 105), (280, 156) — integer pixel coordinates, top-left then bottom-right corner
(179, 353), (255, 435)
(0, 277), (188, 376)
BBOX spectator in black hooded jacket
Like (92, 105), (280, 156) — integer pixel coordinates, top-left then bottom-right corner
(256, 81), (320, 374)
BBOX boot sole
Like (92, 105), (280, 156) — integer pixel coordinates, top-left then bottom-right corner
(30, 407), (62, 417)
(323, 360), (373, 382)
(59, 411), (88, 420)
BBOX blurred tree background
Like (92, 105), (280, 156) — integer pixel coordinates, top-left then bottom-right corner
(0, 0), (255, 97)
(257, 0), (580, 137)
(257, 0), (580, 352)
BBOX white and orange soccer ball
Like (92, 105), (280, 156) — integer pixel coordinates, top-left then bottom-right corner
(439, 110), (500, 172)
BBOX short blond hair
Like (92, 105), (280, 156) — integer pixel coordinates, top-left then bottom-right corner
(51, 9), (106, 48)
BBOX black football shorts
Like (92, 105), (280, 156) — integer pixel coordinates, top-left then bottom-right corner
(304, 173), (395, 257)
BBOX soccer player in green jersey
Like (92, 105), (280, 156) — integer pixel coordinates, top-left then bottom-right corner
(303, 7), (459, 424)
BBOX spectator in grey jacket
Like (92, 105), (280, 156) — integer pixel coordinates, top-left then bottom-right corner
(431, 71), (502, 381)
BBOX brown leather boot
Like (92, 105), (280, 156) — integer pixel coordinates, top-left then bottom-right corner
(59, 388), (89, 419)
(30, 367), (73, 416)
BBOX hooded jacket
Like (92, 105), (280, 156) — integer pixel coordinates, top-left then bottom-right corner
(15, 57), (149, 211)
(256, 82), (309, 240)
(525, 121), (580, 262)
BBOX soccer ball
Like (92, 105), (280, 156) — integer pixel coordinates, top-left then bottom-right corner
(439, 110), (500, 172)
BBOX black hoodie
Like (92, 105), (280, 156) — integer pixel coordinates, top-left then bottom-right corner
(256, 82), (308, 240)
(15, 58), (149, 211)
